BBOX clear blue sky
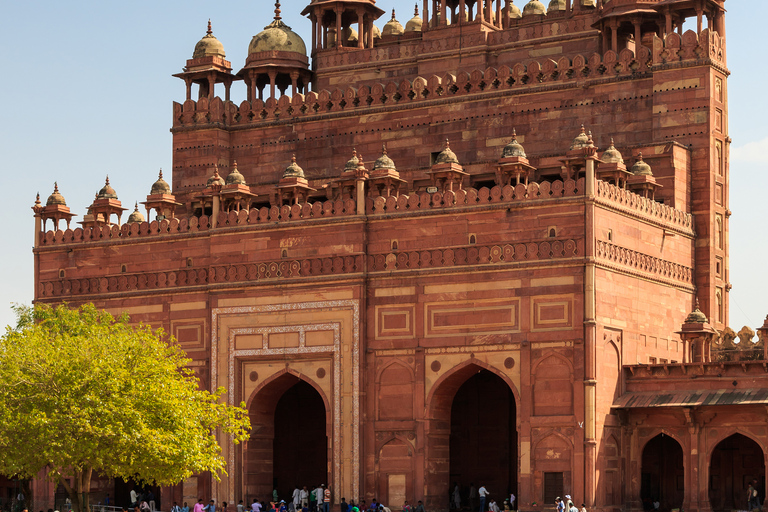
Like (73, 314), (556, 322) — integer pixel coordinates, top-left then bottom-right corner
(1, 1), (764, 332)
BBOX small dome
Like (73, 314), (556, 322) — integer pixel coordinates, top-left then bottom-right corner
(283, 155), (305, 179)
(548, 0), (566, 12)
(509, 1), (522, 18)
(373, 144), (396, 171)
(193, 20), (226, 59)
(685, 300), (708, 323)
(345, 150), (360, 171)
(435, 140), (460, 165)
(46, 182), (66, 206)
(523, 0), (547, 16)
(249, 6), (307, 57)
(226, 161), (247, 185)
(601, 138), (624, 165)
(405, 5), (423, 32)
(373, 24), (382, 39)
(570, 125), (593, 150)
(150, 169), (171, 195)
(98, 176), (118, 200)
(631, 153), (653, 176)
(127, 203), (145, 224)
(502, 130), (527, 158)
(342, 26), (358, 44)
(207, 167), (225, 186)
(383, 9), (405, 36)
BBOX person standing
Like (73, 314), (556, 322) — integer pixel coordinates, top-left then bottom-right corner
(453, 484), (461, 510)
(315, 486), (324, 512)
(293, 488), (301, 512)
(323, 486), (331, 512)
(469, 485), (478, 512)
(509, 494), (515, 511)
(238, 501), (245, 512)
(413, 502), (424, 512)
(130, 490), (139, 508)
(300, 488), (309, 510)
(195, 500), (205, 512)
(478, 485), (489, 512)
(147, 491), (156, 512)
(252, 500), (262, 512)
(183, 503), (190, 512)
(205, 500), (216, 512)
(340, 498), (348, 512)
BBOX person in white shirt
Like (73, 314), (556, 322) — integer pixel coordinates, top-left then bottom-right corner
(252, 500), (262, 512)
(478, 486), (489, 512)
(488, 500), (499, 512)
(130, 490), (138, 507)
(300, 488), (309, 509)
(315, 487), (324, 512)
(293, 488), (301, 512)
(509, 495), (515, 511)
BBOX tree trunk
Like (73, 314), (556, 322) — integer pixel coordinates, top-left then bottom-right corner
(60, 468), (93, 512)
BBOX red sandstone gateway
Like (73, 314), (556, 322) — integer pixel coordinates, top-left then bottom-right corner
(33, 1), (765, 512)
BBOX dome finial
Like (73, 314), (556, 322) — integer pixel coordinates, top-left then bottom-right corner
(392, 8), (397, 19)
(105, 175), (110, 186)
(291, 154), (297, 163)
(35, 192), (41, 206)
(587, 130), (594, 145)
(207, 19), (212, 35)
(512, 127), (517, 139)
(275, 1), (282, 21)
(54, 181), (59, 193)
(382, 143), (388, 155)
(415, 3), (420, 16)
(134, 201), (139, 210)
(445, 138), (451, 149)
(213, 165), (220, 179)
(158, 168), (163, 179)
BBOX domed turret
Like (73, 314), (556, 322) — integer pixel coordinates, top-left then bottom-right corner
(226, 161), (247, 185)
(383, 10), (405, 36)
(345, 150), (360, 172)
(374, 144), (397, 172)
(127, 203), (146, 224)
(207, 167), (225, 187)
(193, 20), (226, 59)
(46, 182), (66, 206)
(548, 0), (566, 12)
(685, 300), (709, 324)
(631, 153), (653, 176)
(98, 176), (118, 200)
(373, 24), (382, 40)
(249, 5), (307, 57)
(436, 139), (460, 164)
(405, 5), (423, 32)
(150, 169), (171, 195)
(283, 155), (305, 179)
(523, 0), (547, 16)
(601, 138), (624, 165)
(509, 1), (522, 19)
(501, 129), (527, 158)
(570, 125), (593, 151)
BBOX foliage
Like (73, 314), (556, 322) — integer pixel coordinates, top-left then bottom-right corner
(0, 303), (251, 512)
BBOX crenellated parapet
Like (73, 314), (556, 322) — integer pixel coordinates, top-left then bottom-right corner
(595, 180), (694, 233)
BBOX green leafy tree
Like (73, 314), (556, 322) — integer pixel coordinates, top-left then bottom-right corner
(0, 304), (251, 512)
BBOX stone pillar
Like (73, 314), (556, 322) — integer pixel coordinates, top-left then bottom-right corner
(503, 0), (509, 27)
(212, 194), (220, 229)
(268, 70), (277, 99)
(584, 155), (598, 507)
(610, 19), (619, 52)
(249, 76), (257, 103)
(696, 4), (703, 34)
(357, 10), (365, 48)
(355, 178), (366, 215)
(665, 9), (673, 36)
(440, 0), (447, 25)
(495, 0), (501, 28)
(225, 79), (231, 102)
(486, 0), (492, 25)
(185, 78), (192, 101)
(208, 74), (215, 101)
(633, 19), (642, 50)
(290, 71), (299, 96)
(424, 0), (430, 30)
(335, 7), (343, 47)
(311, 17), (317, 53)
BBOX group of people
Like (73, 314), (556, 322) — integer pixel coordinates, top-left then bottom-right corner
(554, 495), (586, 512)
(450, 484), (516, 512)
(129, 489), (157, 512)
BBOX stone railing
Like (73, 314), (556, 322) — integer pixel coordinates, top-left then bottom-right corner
(596, 239), (693, 285)
(595, 180), (695, 233)
(712, 326), (766, 362)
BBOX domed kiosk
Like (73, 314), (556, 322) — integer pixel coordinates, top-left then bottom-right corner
(239, 3), (313, 100)
(302, 0), (385, 52)
(173, 20), (236, 102)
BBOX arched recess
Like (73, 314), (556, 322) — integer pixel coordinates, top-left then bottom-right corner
(532, 353), (574, 416)
(709, 432), (766, 511)
(599, 433), (622, 507)
(245, 371), (331, 501)
(640, 433), (684, 511)
(425, 361), (519, 512)
(377, 437), (415, 508)
(377, 360), (415, 421)
(599, 340), (621, 404)
(534, 432), (573, 504)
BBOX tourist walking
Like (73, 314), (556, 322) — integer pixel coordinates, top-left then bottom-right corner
(469, 485), (478, 512)
(478, 485), (489, 512)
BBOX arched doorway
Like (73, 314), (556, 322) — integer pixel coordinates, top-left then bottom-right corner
(709, 434), (765, 511)
(640, 434), (684, 511)
(427, 365), (517, 511)
(246, 374), (329, 502)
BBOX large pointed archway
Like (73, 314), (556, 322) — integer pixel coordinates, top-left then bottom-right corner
(245, 373), (330, 501)
(709, 433), (765, 512)
(426, 363), (518, 512)
(640, 433), (684, 511)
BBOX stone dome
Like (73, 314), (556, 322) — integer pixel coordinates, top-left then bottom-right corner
(373, 24), (381, 39)
(226, 161), (247, 185)
(127, 203), (145, 224)
(501, 130), (527, 158)
(548, 0), (566, 12)
(283, 155), (305, 179)
(98, 176), (118, 200)
(435, 140), (460, 164)
(383, 10), (405, 36)
(509, 1), (522, 18)
(342, 26), (358, 44)
(150, 169), (171, 195)
(345, 150), (360, 171)
(374, 145), (396, 171)
(570, 125), (593, 150)
(249, 16), (307, 57)
(207, 167), (225, 186)
(601, 139), (624, 165)
(46, 182), (66, 206)
(405, 6), (423, 32)
(631, 153), (653, 176)
(193, 20), (226, 59)
(523, 0), (547, 16)
(685, 301), (708, 323)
